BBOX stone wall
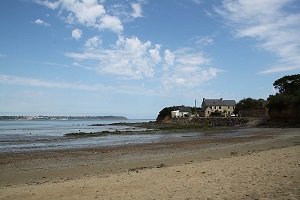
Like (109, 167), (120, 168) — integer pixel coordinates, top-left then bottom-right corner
(171, 117), (249, 126)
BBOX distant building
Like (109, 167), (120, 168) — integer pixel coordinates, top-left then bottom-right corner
(171, 106), (192, 118)
(201, 98), (236, 117)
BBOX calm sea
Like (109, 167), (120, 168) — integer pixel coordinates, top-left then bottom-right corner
(0, 119), (162, 153)
(0, 119), (150, 136)
(0, 119), (257, 153)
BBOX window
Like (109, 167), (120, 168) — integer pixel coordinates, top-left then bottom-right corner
(219, 106), (221, 109)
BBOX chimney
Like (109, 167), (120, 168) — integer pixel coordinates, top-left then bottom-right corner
(220, 98), (223, 101)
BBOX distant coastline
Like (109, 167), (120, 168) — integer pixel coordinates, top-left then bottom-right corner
(0, 115), (127, 121)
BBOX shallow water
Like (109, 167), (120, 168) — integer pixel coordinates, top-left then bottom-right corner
(0, 119), (149, 136)
(0, 119), (152, 152)
(0, 120), (257, 153)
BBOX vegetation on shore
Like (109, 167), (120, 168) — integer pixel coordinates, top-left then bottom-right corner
(267, 74), (300, 123)
(234, 74), (299, 126)
(234, 98), (267, 117)
(66, 74), (300, 137)
(156, 74), (300, 127)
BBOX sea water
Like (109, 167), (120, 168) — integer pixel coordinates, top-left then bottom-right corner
(0, 119), (258, 153)
(0, 119), (160, 153)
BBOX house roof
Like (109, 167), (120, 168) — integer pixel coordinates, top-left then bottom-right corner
(178, 106), (192, 112)
(202, 98), (236, 107)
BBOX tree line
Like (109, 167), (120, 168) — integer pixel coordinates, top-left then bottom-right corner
(235, 74), (300, 122)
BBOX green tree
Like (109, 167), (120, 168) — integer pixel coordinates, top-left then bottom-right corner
(267, 74), (300, 121)
(234, 98), (266, 114)
(273, 74), (300, 95)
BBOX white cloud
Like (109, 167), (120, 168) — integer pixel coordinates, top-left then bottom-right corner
(62, 0), (106, 26)
(195, 36), (214, 46)
(37, 0), (123, 33)
(0, 74), (159, 96)
(163, 49), (175, 69)
(107, 2), (144, 23)
(35, 0), (60, 9)
(216, 0), (300, 73)
(84, 36), (101, 51)
(66, 35), (220, 86)
(176, 49), (209, 66)
(260, 65), (300, 74)
(34, 18), (50, 26)
(66, 36), (162, 79)
(162, 67), (219, 89)
(0, 74), (105, 91)
(65, 13), (75, 24)
(99, 14), (123, 33)
(131, 3), (143, 18)
(149, 44), (161, 64)
(71, 28), (82, 40)
(162, 48), (219, 89)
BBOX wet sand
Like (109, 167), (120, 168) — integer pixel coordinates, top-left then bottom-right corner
(0, 128), (299, 199)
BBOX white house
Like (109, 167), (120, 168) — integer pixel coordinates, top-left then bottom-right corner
(201, 98), (236, 117)
(171, 106), (192, 118)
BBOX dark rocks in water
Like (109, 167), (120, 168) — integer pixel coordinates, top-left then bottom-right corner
(64, 130), (111, 137)
(89, 124), (108, 126)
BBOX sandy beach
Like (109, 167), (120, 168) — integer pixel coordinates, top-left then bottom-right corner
(0, 128), (299, 199)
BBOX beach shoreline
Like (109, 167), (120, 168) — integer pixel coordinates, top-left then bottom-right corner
(0, 127), (299, 199)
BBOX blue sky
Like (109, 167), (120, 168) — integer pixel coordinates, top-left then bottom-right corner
(0, 0), (300, 118)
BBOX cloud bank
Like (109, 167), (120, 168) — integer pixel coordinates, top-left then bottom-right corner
(0, 74), (158, 96)
(66, 35), (220, 86)
(216, 0), (300, 73)
(35, 0), (220, 91)
(162, 48), (219, 89)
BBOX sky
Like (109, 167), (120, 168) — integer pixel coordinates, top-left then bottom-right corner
(0, 0), (300, 118)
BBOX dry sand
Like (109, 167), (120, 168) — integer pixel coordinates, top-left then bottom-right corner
(0, 128), (299, 199)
